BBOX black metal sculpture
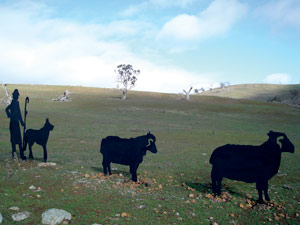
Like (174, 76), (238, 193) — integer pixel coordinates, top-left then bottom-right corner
(22, 96), (29, 151)
(209, 131), (294, 204)
(23, 118), (54, 162)
(100, 132), (157, 182)
(5, 89), (26, 160)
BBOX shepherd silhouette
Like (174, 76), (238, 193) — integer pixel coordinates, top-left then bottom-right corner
(5, 89), (26, 160)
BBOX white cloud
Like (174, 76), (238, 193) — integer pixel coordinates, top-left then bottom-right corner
(121, 0), (196, 16)
(149, 0), (196, 8)
(263, 73), (291, 84)
(0, 1), (213, 93)
(255, 0), (300, 30)
(157, 0), (248, 42)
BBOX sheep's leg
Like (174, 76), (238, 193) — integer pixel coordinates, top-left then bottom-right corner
(256, 182), (264, 204)
(102, 160), (108, 176)
(130, 163), (139, 182)
(263, 182), (270, 201)
(211, 167), (217, 194)
(216, 176), (223, 196)
(108, 163), (112, 175)
(42, 145), (48, 163)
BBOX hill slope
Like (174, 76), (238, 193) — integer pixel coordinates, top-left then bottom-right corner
(0, 84), (300, 224)
(199, 84), (300, 107)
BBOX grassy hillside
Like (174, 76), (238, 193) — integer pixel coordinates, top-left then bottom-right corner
(199, 84), (300, 105)
(0, 84), (300, 224)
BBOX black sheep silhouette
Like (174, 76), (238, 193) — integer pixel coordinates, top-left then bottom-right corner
(23, 118), (54, 162)
(100, 132), (157, 182)
(209, 131), (294, 204)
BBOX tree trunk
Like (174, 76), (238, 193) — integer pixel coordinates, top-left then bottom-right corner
(183, 87), (192, 101)
(186, 93), (190, 101)
(122, 90), (127, 100)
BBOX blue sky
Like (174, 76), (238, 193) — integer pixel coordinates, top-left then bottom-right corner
(0, 0), (299, 93)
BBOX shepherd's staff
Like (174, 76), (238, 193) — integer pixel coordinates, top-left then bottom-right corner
(22, 97), (29, 150)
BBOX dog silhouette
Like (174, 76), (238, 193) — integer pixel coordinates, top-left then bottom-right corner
(24, 118), (54, 162)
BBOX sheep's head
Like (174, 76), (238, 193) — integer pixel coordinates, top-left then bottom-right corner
(279, 135), (295, 153)
(267, 130), (285, 140)
(146, 132), (157, 153)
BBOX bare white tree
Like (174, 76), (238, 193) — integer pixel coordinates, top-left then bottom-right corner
(115, 64), (140, 100)
(183, 87), (193, 101)
(1, 84), (12, 105)
(52, 90), (71, 102)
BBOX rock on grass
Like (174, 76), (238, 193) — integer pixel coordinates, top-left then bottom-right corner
(12, 211), (30, 221)
(42, 208), (71, 225)
(0, 212), (3, 224)
(38, 162), (57, 167)
(9, 206), (20, 211)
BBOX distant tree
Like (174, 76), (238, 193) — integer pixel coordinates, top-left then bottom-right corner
(220, 82), (226, 88)
(115, 64), (140, 100)
(183, 87), (193, 101)
(220, 82), (230, 92)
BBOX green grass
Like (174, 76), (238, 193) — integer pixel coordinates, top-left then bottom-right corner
(1, 84), (300, 224)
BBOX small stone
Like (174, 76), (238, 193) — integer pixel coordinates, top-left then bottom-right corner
(189, 194), (195, 198)
(9, 206), (20, 211)
(282, 184), (293, 190)
(29, 185), (36, 190)
(277, 173), (287, 177)
(121, 212), (127, 217)
(42, 208), (71, 225)
(12, 211), (30, 221)
(138, 205), (146, 209)
(38, 162), (57, 167)
(0, 212), (3, 224)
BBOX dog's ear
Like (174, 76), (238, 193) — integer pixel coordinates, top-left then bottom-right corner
(46, 118), (49, 122)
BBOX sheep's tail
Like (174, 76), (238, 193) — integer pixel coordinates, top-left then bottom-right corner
(209, 152), (216, 164)
(100, 138), (105, 153)
(209, 145), (228, 164)
(209, 148), (219, 164)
